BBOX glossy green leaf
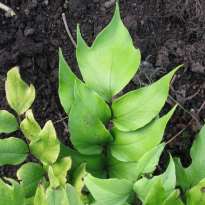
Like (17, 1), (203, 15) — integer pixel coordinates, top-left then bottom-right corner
(30, 121), (60, 164)
(58, 48), (81, 113)
(0, 179), (25, 205)
(72, 163), (87, 194)
(0, 137), (28, 165)
(76, 4), (141, 101)
(69, 83), (112, 155)
(175, 125), (205, 191)
(186, 178), (205, 205)
(20, 110), (41, 142)
(5, 67), (35, 115)
(17, 162), (45, 197)
(134, 157), (177, 205)
(112, 66), (181, 131)
(34, 185), (48, 205)
(109, 143), (165, 181)
(48, 157), (72, 188)
(85, 174), (133, 205)
(59, 144), (106, 177)
(0, 110), (18, 133)
(111, 107), (176, 162)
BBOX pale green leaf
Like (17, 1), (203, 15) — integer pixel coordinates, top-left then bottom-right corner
(34, 185), (48, 205)
(5, 67), (35, 115)
(0, 137), (28, 165)
(46, 187), (69, 205)
(109, 144), (164, 181)
(48, 157), (72, 188)
(134, 157), (176, 205)
(17, 162), (45, 197)
(0, 179), (25, 205)
(59, 144), (106, 177)
(65, 184), (84, 205)
(76, 3), (141, 101)
(20, 110), (41, 142)
(175, 125), (205, 191)
(163, 190), (184, 205)
(108, 155), (139, 181)
(186, 178), (205, 205)
(72, 163), (87, 194)
(0, 110), (18, 133)
(112, 66), (181, 131)
(30, 121), (60, 164)
(69, 83), (112, 155)
(58, 48), (81, 113)
(85, 174), (133, 205)
(111, 106), (176, 162)
(134, 143), (165, 178)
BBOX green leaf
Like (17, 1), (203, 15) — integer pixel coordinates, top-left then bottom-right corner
(59, 144), (106, 177)
(65, 184), (84, 205)
(0, 110), (18, 133)
(163, 190), (184, 205)
(58, 48), (81, 113)
(72, 163), (87, 194)
(46, 187), (69, 205)
(0, 137), (28, 165)
(76, 3), (141, 101)
(109, 143), (165, 181)
(69, 83), (112, 155)
(186, 178), (205, 205)
(0, 179), (25, 205)
(30, 121), (60, 164)
(5, 67), (35, 115)
(112, 66), (181, 131)
(34, 185), (48, 205)
(48, 157), (72, 188)
(134, 157), (176, 205)
(20, 110), (41, 142)
(111, 107), (176, 162)
(85, 174), (133, 205)
(17, 162), (45, 197)
(34, 184), (83, 205)
(175, 125), (205, 191)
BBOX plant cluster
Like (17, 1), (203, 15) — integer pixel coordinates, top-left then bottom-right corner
(0, 3), (205, 205)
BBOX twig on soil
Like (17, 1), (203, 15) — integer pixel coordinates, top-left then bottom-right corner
(166, 100), (205, 145)
(55, 113), (69, 133)
(168, 94), (200, 123)
(53, 116), (68, 124)
(166, 120), (192, 145)
(0, 2), (16, 17)
(62, 13), (77, 48)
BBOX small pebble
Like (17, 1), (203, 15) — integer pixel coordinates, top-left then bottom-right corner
(43, 0), (49, 6)
(24, 28), (35, 36)
(104, 0), (115, 8)
(30, 0), (38, 9)
(24, 9), (30, 15)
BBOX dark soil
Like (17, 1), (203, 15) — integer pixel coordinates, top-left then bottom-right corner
(1, 0), (205, 179)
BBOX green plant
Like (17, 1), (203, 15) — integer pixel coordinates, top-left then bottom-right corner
(0, 67), (83, 205)
(1, 2), (198, 205)
(58, 3), (180, 205)
(174, 125), (205, 205)
(134, 156), (184, 205)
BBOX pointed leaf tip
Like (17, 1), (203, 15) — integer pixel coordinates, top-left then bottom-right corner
(112, 66), (180, 131)
(76, 3), (141, 101)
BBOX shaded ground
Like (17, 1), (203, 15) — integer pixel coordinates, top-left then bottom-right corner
(0, 0), (205, 178)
